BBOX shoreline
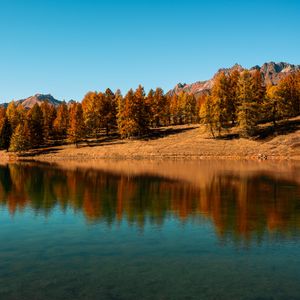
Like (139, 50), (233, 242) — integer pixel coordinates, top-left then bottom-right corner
(1, 150), (299, 164)
(2, 156), (300, 188)
(0, 123), (299, 163)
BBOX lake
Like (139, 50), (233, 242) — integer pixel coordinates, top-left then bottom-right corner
(0, 160), (300, 300)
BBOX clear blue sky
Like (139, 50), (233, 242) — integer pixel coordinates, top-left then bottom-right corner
(0, 0), (299, 102)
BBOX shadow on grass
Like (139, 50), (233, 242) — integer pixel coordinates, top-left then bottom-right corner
(142, 126), (197, 141)
(84, 126), (197, 143)
(18, 147), (61, 157)
(83, 134), (125, 147)
(256, 118), (300, 140)
(205, 117), (300, 141)
(215, 133), (240, 140)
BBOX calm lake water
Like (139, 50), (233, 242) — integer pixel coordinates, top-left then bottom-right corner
(0, 160), (300, 300)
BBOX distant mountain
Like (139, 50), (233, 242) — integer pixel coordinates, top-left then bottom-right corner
(0, 94), (76, 109)
(1, 62), (299, 108)
(15, 94), (62, 109)
(253, 62), (300, 85)
(169, 62), (300, 99)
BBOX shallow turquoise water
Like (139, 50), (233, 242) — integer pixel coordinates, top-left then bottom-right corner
(0, 162), (299, 300)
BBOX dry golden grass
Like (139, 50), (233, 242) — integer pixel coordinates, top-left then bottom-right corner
(1, 117), (299, 162)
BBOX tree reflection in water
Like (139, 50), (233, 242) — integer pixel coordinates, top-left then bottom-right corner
(0, 162), (299, 245)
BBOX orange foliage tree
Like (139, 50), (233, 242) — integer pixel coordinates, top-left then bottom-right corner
(67, 103), (85, 146)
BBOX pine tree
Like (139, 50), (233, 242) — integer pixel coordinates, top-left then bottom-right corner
(117, 89), (134, 138)
(53, 102), (69, 140)
(252, 69), (266, 103)
(237, 71), (259, 137)
(68, 103), (85, 146)
(82, 89), (117, 138)
(134, 85), (150, 135)
(9, 123), (31, 152)
(209, 72), (232, 135)
(146, 89), (155, 127)
(181, 93), (196, 124)
(117, 86), (149, 138)
(152, 88), (167, 127)
(176, 92), (186, 125)
(169, 94), (179, 125)
(27, 104), (44, 148)
(40, 101), (56, 143)
(252, 69), (266, 122)
(199, 96), (216, 138)
(101, 88), (117, 135)
(228, 69), (240, 125)
(164, 94), (171, 125)
(82, 92), (101, 138)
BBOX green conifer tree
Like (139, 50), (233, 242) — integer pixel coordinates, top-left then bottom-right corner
(237, 71), (259, 137)
(9, 123), (31, 152)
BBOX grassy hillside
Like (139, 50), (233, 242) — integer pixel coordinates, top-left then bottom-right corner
(1, 116), (299, 162)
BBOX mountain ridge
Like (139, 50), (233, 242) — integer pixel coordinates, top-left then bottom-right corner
(168, 61), (300, 99)
(1, 62), (299, 108)
(0, 94), (76, 109)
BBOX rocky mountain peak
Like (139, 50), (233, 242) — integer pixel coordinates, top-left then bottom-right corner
(15, 94), (62, 109)
(169, 62), (300, 99)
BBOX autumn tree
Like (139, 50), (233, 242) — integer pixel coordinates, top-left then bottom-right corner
(276, 72), (300, 117)
(264, 85), (286, 126)
(40, 101), (56, 143)
(117, 89), (137, 138)
(82, 89), (117, 138)
(180, 92), (197, 124)
(228, 69), (240, 124)
(27, 104), (44, 148)
(82, 91), (101, 138)
(199, 96), (216, 138)
(100, 88), (117, 135)
(68, 103), (85, 146)
(252, 70), (266, 104)
(133, 85), (150, 135)
(164, 93), (171, 125)
(146, 89), (155, 126)
(6, 101), (20, 131)
(9, 123), (31, 152)
(53, 102), (69, 140)
(150, 88), (167, 127)
(0, 106), (6, 130)
(16, 104), (27, 125)
(169, 93), (180, 125)
(237, 71), (259, 137)
(209, 72), (233, 135)
(117, 86), (149, 138)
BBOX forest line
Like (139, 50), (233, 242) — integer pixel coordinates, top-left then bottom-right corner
(0, 69), (299, 152)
